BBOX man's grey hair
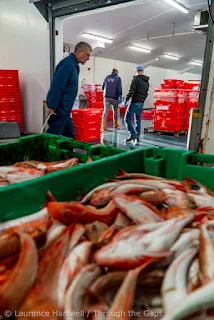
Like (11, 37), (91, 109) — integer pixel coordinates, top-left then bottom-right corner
(74, 42), (92, 53)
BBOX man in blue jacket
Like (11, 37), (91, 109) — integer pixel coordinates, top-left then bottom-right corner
(102, 68), (122, 130)
(46, 42), (92, 138)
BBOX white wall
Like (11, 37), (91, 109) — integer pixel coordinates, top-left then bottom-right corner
(55, 18), (64, 67)
(0, 0), (50, 133)
(78, 58), (201, 109)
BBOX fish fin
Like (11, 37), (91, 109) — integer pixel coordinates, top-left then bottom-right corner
(46, 191), (57, 203)
(68, 222), (77, 235)
(115, 169), (127, 179)
(198, 206), (214, 211)
(144, 250), (173, 258)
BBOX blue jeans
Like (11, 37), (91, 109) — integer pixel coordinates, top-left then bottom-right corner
(124, 102), (144, 136)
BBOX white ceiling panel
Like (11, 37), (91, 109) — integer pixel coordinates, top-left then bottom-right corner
(63, 0), (208, 72)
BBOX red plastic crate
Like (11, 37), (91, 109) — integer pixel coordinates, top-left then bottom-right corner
(107, 110), (113, 121)
(72, 108), (102, 120)
(142, 110), (153, 119)
(92, 102), (104, 109)
(154, 103), (186, 117)
(161, 84), (172, 89)
(75, 124), (101, 136)
(154, 116), (184, 126)
(153, 122), (183, 132)
(184, 82), (200, 90)
(0, 97), (21, 103)
(177, 90), (188, 104)
(154, 89), (178, 103)
(154, 109), (184, 118)
(75, 132), (101, 142)
(120, 106), (127, 116)
(73, 118), (101, 127)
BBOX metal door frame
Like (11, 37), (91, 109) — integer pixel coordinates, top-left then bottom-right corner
(31, 0), (214, 150)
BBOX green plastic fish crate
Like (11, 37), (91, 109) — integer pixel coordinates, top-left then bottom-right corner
(0, 133), (126, 165)
(0, 134), (68, 164)
(143, 148), (195, 179)
(58, 140), (126, 159)
(178, 153), (214, 191)
(0, 146), (197, 222)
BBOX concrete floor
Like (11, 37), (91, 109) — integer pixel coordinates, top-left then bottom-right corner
(100, 118), (187, 150)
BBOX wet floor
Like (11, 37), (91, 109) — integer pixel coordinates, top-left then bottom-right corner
(97, 119), (187, 150)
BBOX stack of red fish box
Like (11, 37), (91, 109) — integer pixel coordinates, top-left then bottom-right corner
(84, 84), (103, 108)
(0, 70), (24, 132)
(72, 108), (102, 142)
(153, 79), (200, 133)
(84, 84), (113, 121)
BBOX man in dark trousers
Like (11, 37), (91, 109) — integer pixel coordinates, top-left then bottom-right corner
(123, 65), (149, 142)
(46, 42), (92, 138)
(102, 68), (122, 130)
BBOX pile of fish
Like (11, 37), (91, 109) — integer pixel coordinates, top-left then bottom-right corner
(1, 169), (214, 320)
(0, 158), (92, 188)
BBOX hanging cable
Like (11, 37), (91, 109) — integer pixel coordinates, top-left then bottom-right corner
(208, 0), (214, 24)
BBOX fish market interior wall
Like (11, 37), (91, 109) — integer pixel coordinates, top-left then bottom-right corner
(0, 0), (50, 133)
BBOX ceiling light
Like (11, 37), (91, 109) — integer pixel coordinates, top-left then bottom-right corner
(82, 33), (113, 43)
(129, 45), (151, 53)
(190, 61), (203, 66)
(164, 0), (188, 13)
(164, 54), (180, 60)
(155, 58), (159, 61)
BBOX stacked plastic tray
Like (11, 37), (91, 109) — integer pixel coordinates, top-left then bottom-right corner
(83, 84), (103, 108)
(72, 108), (102, 142)
(0, 70), (24, 132)
(153, 79), (200, 133)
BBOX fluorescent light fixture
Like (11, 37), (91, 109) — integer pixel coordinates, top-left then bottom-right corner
(82, 33), (113, 43)
(164, 0), (188, 13)
(129, 45), (151, 53)
(164, 54), (180, 60)
(155, 58), (159, 61)
(190, 61), (203, 66)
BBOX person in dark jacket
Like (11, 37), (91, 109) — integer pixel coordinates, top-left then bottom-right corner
(102, 68), (122, 130)
(46, 42), (92, 138)
(123, 65), (149, 142)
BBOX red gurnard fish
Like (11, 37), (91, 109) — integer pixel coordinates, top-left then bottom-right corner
(113, 194), (163, 224)
(0, 233), (38, 316)
(46, 193), (118, 225)
(18, 226), (74, 318)
(95, 216), (193, 269)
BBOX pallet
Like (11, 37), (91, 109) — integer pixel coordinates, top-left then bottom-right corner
(154, 130), (188, 138)
(144, 127), (155, 134)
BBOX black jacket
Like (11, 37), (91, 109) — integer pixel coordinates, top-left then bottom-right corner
(126, 75), (149, 103)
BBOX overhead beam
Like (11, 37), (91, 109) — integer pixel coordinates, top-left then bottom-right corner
(51, 0), (88, 10)
(34, 2), (48, 21)
(52, 0), (138, 18)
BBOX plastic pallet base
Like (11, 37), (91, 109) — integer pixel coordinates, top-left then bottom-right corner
(0, 121), (21, 139)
